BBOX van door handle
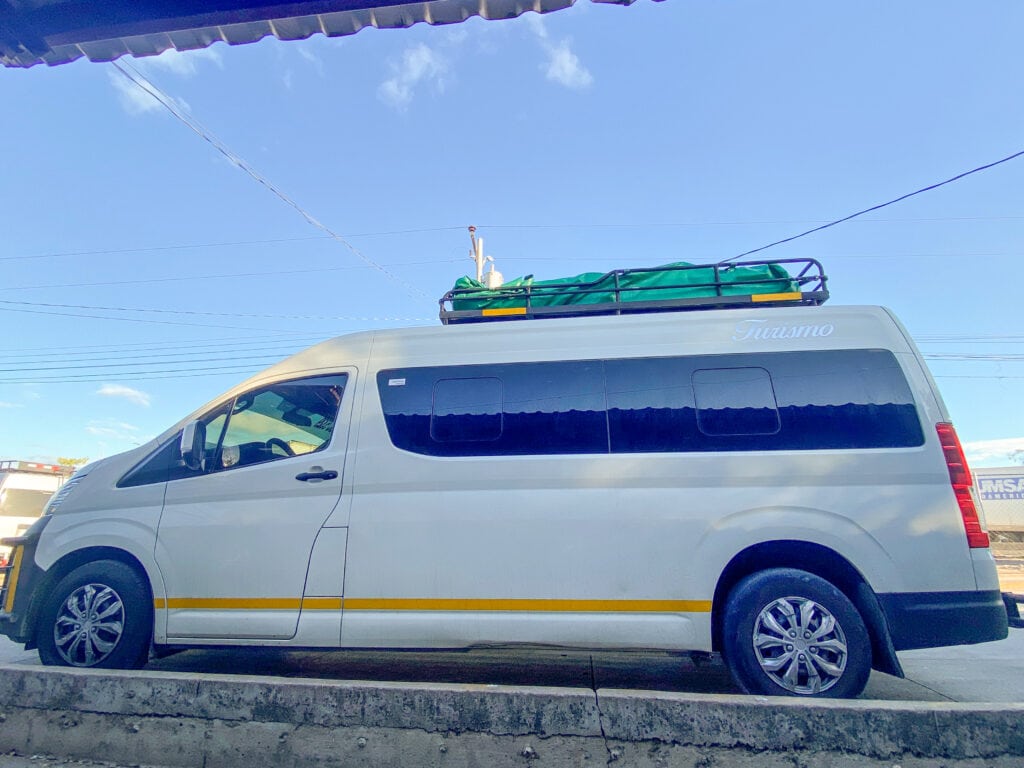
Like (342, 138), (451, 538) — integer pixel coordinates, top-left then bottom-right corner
(295, 470), (338, 482)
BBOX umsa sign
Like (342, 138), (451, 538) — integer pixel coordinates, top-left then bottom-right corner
(978, 476), (1024, 501)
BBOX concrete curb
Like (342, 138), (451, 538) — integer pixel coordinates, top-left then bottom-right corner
(0, 665), (1021, 767)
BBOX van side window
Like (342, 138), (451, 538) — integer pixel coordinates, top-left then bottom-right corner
(431, 378), (503, 443)
(118, 374), (347, 487)
(607, 350), (923, 452)
(379, 350), (923, 457)
(692, 367), (780, 437)
(214, 375), (347, 471)
(378, 362), (606, 456)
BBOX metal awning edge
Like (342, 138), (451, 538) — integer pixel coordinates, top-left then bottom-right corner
(3, 0), (643, 69)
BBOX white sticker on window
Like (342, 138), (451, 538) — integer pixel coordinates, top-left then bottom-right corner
(388, 378), (406, 387)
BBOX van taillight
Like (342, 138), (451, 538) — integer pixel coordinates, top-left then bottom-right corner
(936, 422), (989, 549)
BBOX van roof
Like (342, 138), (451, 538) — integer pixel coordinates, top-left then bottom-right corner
(269, 304), (912, 375)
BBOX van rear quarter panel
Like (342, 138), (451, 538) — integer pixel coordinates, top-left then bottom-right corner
(340, 306), (977, 651)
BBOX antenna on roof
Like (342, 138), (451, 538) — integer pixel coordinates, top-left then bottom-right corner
(468, 225), (504, 288)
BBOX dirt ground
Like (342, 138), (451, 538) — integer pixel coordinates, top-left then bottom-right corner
(996, 558), (1024, 594)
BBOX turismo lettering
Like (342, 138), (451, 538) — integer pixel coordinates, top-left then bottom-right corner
(732, 319), (835, 342)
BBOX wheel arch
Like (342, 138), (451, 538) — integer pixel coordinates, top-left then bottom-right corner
(24, 546), (154, 651)
(710, 540), (903, 677)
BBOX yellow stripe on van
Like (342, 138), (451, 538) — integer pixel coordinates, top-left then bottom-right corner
(153, 597), (711, 613)
(342, 598), (711, 613)
(750, 291), (802, 303)
(163, 597), (303, 610)
(3, 547), (23, 614)
(302, 597), (344, 610)
(481, 307), (527, 317)
(154, 597), (342, 611)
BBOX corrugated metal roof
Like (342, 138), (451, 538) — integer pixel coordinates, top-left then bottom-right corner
(1, 0), (642, 69)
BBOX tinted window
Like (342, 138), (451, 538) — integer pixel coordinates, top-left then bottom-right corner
(379, 361), (607, 456)
(693, 367), (780, 436)
(608, 350), (922, 452)
(605, 357), (698, 452)
(431, 377), (503, 442)
(380, 349), (923, 458)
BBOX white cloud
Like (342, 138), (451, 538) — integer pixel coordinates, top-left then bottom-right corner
(544, 43), (593, 90)
(97, 384), (152, 407)
(525, 13), (593, 90)
(86, 420), (142, 442)
(108, 70), (191, 116)
(297, 47), (325, 78)
(108, 48), (219, 116)
(138, 47), (224, 77)
(378, 43), (448, 111)
(444, 27), (470, 46)
(964, 437), (1024, 465)
(0, 401), (22, 408)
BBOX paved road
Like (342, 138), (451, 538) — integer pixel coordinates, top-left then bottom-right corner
(1, 628), (1020, 703)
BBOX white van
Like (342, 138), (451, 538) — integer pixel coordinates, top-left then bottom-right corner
(0, 289), (1010, 698)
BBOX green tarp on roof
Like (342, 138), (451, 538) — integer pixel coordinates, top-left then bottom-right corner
(450, 261), (797, 311)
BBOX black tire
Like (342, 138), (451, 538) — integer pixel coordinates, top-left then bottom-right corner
(722, 568), (871, 699)
(36, 559), (152, 669)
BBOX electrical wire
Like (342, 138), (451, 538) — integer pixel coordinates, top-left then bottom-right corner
(110, 61), (430, 303)
(0, 305), (299, 331)
(0, 236), (326, 262)
(0, 364), (270, 384)
(9, 215), (1024, 263)
(3, 343), (317, 365)
(0, 354), (289, 374)
(724, 148), (1024, 263)
(0, 299), (433, 324)
(8, 219), (1024, 264)
(2, 263), (394, 292)
(1, 331), (322, 355)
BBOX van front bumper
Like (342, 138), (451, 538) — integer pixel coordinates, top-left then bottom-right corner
(0, 517), (50, 645)
(878, 589), (1009, 651)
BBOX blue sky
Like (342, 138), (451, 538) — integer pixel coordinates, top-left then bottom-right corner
(1, 0), (1022, 466)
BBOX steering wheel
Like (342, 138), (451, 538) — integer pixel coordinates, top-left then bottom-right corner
(266, 437), (295, 456)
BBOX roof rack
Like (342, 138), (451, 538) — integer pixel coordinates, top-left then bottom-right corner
(439, 257), (828, 325)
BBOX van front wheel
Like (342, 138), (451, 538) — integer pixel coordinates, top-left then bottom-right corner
(36, 560), (151, 669)
(722, 568), (871, 698)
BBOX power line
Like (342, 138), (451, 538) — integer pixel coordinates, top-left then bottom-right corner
(0, 305), (296, 332)
(0, 299), (433, 324)
(9, 216), (1024, 263)
(2, 263), (381, 292)
(3, 342), (317, 365)
(725, 147), (1024, 263)
(0, 236), (325, 262)
(0, 364), (269, 384)
(0, 330), (322, 355)
(934, 375), (1024, 380)
(925, 354), (1024, 361)
(0, 354), (287, 374)
(111, 61), (430, 303)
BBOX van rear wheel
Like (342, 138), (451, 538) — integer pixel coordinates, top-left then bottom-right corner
(722, 568), (871, 698)
(36, 560), (151, 669)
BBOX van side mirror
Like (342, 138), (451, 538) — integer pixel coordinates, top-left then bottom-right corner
(180, 420), (207, 471)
